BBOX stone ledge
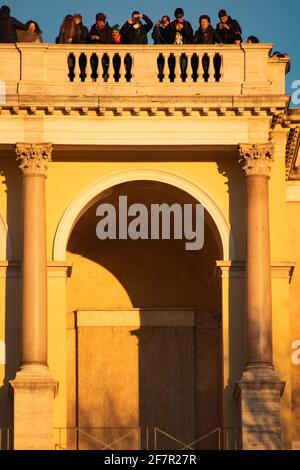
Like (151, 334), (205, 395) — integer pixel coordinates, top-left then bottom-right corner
(216, 260), (295, 281)
(0, 104), (288, 118)
(0, 261), (72, 278)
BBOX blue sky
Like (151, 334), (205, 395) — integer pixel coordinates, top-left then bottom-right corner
(2, 0), (299, 104)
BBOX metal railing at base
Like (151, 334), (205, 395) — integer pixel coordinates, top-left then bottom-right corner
(54, 426), (240, 451)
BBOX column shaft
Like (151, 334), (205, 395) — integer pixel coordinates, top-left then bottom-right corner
(246, 174), (273, 367)
(22, 174), (47, 365)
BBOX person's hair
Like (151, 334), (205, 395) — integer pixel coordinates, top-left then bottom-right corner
(247, 35), (260, 44)
(73, 13), (82, 22)
(132, 11), (140, 17)
(96, 12), (106, 22)
(218, 9), (227, 18)
(174, 8), (184, 17)
(199, 15), (211, 24)
(1, 5), (10, 15)
(26, 20), (42, 34)
(60, 15), (75, 37)
(162, 15), (170, 22)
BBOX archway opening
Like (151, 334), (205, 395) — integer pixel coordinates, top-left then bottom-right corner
(66, 180), (223, 449)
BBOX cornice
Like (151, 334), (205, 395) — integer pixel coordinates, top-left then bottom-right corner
(0, 104), (287, 118)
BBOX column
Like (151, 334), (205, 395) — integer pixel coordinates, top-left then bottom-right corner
(236, 143), (284, 450)
(10, 143), (57, 450)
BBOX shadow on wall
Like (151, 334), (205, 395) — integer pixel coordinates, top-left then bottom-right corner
(216, 157), (246, 442)
(0, 161), (22, 450)
(66, 180), (224, 449)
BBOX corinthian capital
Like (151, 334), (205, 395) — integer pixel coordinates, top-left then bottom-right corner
(16, 143), (53, 176)
(239, 143), (274, 177)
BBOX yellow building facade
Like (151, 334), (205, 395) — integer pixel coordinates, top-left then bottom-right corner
(0, 43), (299, 450)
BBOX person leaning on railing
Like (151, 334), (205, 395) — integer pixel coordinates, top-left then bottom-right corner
(216, 9), (242, 44)
(0, 5), (27, 43)
(16, 20), (43, 43)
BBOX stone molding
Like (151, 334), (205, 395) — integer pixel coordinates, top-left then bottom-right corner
(216, 260), (295, 281)
(10, 364), (58, 395)
(239, 143), (274, 177)
(0, 261), (72, 278)
(15, 142), (52, 176)
(0, 105), (287, 118)
(235, 367), (285, 396)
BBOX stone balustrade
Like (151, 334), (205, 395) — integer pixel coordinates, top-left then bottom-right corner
(0, 43), (289, 100)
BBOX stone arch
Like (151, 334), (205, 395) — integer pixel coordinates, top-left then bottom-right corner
(53, 168), (235, 261)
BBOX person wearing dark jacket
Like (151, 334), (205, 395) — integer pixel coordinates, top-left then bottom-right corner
(152, 15), (171, 44)
(89, 12), (112, 44)
(247, 36), (260, 44)
(193, 15), (222, 44)
(89, 13), (113, 82)
(193, 15), (222, 82)
(56, 15), (76, 44)
(120, 11), (153, 44)
(17, 20), (43, 43)
(167, 8), (193, 45)
(217, 9), (242, 44)
(152, 16), (171, 81)
(166, 9), (193, 82)
(0, 5), (27, 43)
(73, 14), (89, 44)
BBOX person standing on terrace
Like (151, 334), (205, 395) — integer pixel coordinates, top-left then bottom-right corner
(89, 12), (112, 44)
(167, 8), (193, 45)
(217, 9), (242, 44)
(152, 15), (171, 44)
(120, 11), (153, 44)
(111, 24), (122, 44)
(73, 14), (89, 44)
(0, 5), (27, 43)
(166, 8), (193, 82)
(193, 15), (222, 44)
(56, 15), (76, 43)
